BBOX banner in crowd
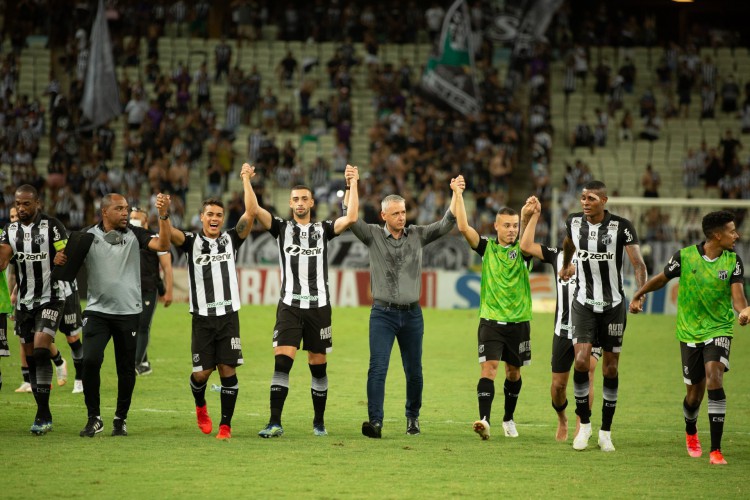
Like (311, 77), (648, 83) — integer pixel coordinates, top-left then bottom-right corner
(81, 0), (120, 126)
(485, 0), (563, 55)
(420, 0), (481, 115)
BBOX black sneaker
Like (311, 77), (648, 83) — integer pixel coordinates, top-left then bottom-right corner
(362, 420), (382, 439)
(406, 417), (420, 435)
(135, 362), (152, 376)
(112, 418), (128, 436)
(80, 416), (104, 437)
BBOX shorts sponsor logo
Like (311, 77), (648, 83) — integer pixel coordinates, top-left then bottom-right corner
(319, 326), (331, 340)
(193, 353), (200, 363)
(607, 323), (624, 337)
(41, 309), (59, 322)
(206, 300), (233, 308)
(518, 340), (530, 354)
(285, 245), (323, 256)
(714, 337), (730, 350)
(718, 270), (728, 280)
(195, 253), (232, 266)
(585, 298), (610, 307)
(64, 313), (77, 324)
(577, 250), (614, 261)
(230, 337), (242, 350)
(15, 252), (49, 262)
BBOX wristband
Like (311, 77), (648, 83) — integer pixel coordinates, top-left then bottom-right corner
(159, 214), (170, 220)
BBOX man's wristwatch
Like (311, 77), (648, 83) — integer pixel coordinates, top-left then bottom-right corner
(159, 214), (170, 220)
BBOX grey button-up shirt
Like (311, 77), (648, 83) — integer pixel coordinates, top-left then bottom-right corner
(350, 209), (456, 304)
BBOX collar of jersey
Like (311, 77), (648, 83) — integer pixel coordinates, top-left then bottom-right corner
(96, 221), (127, 233)
(383, 224), (408, 238)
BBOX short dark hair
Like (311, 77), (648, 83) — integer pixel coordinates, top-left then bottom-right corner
(702, 210), (735, 239)
(290, 185), (313, 196)
(15, 184), (39, 200)
(201, 198), (224, 213)
(583, 180), (607, 193)
(497, 207), (518, 217)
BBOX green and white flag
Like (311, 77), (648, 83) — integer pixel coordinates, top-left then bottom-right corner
(81, 0), (120, 127)
(421, 0), (481, 116)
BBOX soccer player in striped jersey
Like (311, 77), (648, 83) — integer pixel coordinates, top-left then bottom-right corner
(631, 210), (750, 465)
(559, 180), (647, 452)
(169, 166), (255, 440)
(454, 176), (531, 440)
(248, 163), (359, 438)
(0, 185), (68, 435)
(520, 195), (601, 441)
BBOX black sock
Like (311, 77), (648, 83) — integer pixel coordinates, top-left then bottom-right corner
(601, 375), (619, 432)
(51, 350), (64, 367)
(22, 366), (30, 384)
(33, 348), (53, 420)
(707, 388), (726, 452)
(190, 374), (207, 407)
(219, 375), (239, 427)
(27, 357), (37, 406)
(503, 377), (522, 422)
(683, 398), (700, 435)
(477, 377), (494, 425)
(552, 399), (568, 414)
(69, 340), (83, 380)
(309, 363), (328, 426)
(0, 369), (2, 391)
(573, 369), (591, 424)
(270, 355), (293, 425)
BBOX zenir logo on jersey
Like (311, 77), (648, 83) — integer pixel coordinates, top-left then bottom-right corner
(718, 270), (728, 280)
(15, 252), (48, 262)
(577, 250), (614, 261)
(195, 253), (232, 265)
(285, 245), (323, 256)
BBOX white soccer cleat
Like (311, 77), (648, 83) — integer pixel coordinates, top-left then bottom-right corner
(473, 419), (490, 440)
(72, 380), (84, 394)
(15, 382), (32, 393)
(56, 359), (68, 386)
(502, 420), (519, 438)
(573, 423), (592, 450)
(598, 430), (616, 452)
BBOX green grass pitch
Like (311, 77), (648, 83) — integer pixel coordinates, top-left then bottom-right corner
(1, 304), (748, 498)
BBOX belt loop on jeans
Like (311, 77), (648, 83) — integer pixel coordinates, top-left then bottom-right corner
(372, 299), (419, 311)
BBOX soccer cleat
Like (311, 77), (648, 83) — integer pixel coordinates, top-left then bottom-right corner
(216, 425), (232, 440)
(473, 419), (491, 440)
(573, 423), (592, 450)
(135, 362), (152, 376)
(598, 430), (616, 452)
(15, 381), (32, 393)
(709, 450), (727, 465)
(72, 380), (84, 394)
(406, 417), (420, 435)
(686, 433), (702, 458)
(111, 418), (128, 436)
(30, 418), (53, 435)
(361, 420), (382, 439)
(502, 420), (519, 438)
(313, 422), (328, 436)
(56, 358), (68, 386)
(258, 423), (284, 438)
(80, 416), (104, 437)
(196, 404), (213, 434)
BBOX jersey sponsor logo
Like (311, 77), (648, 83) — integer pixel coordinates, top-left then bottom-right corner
(577, 250), (614, 261)
(23, 233), (31, 241)
(624, 228), (633, 242)
(546, 247), (557, 253)
(285, 244), (323, 256)
(585, 298), (611, 307)
(131, 331), (136, 337)
(668, 258), (680, 271)
(607, 323), (624, 337)
(52, 226), (61, 241)
(601, 233), (612, 245)
(571, 218), (581, 227)
(718, 270), (728, 280)
(194, 252), (232, 265)
(588, 231), (598, 240)
(508, 249), (518, 260)
(230, 337), (242, 350)
(15, 251), (49, 262)
(320, 326), (331, 340)
(20, 297), (35, 305)
(734, 262), (741, 276)
(205, 299), (233, 308)
(41, 309), (59, 322)
(607, 221), (619, 230)
(292, 293), (319, 301)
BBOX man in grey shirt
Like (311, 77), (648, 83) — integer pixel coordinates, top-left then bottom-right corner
(56, 193), (172, 437)
(346, 176), (464, 437)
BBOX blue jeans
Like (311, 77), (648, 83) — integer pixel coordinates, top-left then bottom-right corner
(367, 305), (424, 424)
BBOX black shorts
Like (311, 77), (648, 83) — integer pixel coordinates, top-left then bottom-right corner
(14, 301), (65, 343)
(0, 313), (9, 356)
(273, 302), (332, 354)
(477, 319), (531, 367)
(60, 291), (83, 336)
(571, 300), (626, 353)
(191, 312), (243, 371)
(551, 334), (603, 373)
(680, 337), (731, 385)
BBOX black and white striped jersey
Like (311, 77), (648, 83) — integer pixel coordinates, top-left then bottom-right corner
(179, 228), (244, 317)
(0, 212), (68, 310)
(540, 246), (577, 339)
(565, 211), (638, 312)
(269, 217), (337, 309)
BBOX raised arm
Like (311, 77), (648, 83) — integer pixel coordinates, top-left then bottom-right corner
(334, 164), (359, 234)
(236, 163), (257, 239)
(147, 193), (173, 252)
(519, 196), (544, 259)
(453, 175), (480, 249)
(419, 179), (460, 245)
(242, 162), (273, 230)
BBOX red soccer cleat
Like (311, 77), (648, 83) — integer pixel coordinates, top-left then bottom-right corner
(216, 424), (232, 440)
(686, 433), (702, 458)
(709, 450), (727, 465)
(196, 405), (213, 434)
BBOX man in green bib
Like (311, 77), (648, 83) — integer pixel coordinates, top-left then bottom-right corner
(631, 210), (750, 466)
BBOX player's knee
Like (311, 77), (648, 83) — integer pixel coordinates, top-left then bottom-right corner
(32, 347), (51, 364)
(274, 354), (294, 374)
